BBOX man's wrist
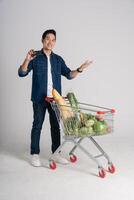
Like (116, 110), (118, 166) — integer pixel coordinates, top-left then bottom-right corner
(77, 67), (83, 73)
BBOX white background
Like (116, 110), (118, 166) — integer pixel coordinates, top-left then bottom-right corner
(0, 0), (134, 200)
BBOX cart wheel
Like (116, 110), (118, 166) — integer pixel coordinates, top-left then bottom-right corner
(49, 161), (56, 170)
(99, 169), (106, 178)
(70, 154), (77, 163)
(108, 164), (115, 173)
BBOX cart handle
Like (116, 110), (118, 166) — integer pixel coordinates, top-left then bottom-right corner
(45, 96), (68, 103)
(45, 97), (55, 102)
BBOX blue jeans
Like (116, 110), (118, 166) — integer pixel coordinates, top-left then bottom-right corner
(30, 101), (60, 154)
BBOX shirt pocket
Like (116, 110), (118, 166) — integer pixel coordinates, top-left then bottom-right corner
(35, 62), (46, 74)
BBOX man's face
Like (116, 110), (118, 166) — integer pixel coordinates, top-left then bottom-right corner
(42, 33), (56, 51)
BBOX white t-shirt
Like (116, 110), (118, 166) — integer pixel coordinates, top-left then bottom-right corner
(47, 55), (53, 97)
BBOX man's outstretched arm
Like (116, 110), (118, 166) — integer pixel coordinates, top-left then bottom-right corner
(70, 60), (93, 79)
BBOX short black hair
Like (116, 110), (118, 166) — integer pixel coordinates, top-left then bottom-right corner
(42, 29), (56, 40)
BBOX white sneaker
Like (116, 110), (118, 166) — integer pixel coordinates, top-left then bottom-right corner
(31, 154), (41, 167)
(51, 152), (69, 165)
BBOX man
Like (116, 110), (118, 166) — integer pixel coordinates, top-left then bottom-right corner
(18, 29), (93, 167)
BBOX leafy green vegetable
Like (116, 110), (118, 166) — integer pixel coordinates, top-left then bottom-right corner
(85, 119), (95, 127)
(64, 116), (81, 135)
(78, 126), (94, 136)
(93, 121), (108, 134)
(67, 92), (79, 112)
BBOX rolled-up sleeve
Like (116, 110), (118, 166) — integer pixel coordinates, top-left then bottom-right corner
(60, 57), (72, 80)
(18, 60), (33, 77)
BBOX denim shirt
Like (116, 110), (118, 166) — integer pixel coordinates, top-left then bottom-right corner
(18, 49), (72, 103)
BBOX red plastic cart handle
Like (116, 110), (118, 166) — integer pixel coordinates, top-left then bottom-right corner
(45, 96), (68, 103)
(45, 97), (54, 102)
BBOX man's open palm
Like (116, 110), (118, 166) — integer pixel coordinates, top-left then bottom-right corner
(80, 60), (93, 70)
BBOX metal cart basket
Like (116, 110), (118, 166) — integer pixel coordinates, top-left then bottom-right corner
(45, 97), (116, 178)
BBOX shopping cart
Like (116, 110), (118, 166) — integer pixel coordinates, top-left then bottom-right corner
(45, 97), (116, 178)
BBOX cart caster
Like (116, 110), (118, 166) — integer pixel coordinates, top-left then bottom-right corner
(99, 168), (106, 178)
(108, 164), (115, 174)
(70, 154), (77, 163)
(49, 161), (57, 170)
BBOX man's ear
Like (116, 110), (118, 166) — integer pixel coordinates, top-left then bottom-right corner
(41, 39), (43, 43)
